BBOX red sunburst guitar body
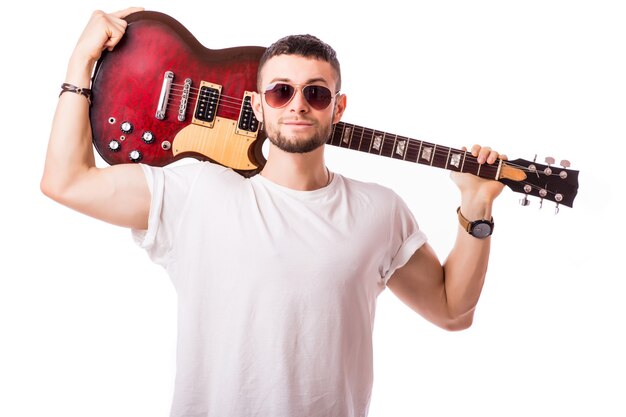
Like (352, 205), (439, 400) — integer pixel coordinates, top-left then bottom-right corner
(90, 11), (267, 176)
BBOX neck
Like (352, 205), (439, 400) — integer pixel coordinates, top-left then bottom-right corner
(260, 144), (330, 191)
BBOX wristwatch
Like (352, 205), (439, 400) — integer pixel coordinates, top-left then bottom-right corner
(457, 206), (494, 239)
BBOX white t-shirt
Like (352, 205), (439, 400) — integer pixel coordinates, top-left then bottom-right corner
(132, 161), (427, 417)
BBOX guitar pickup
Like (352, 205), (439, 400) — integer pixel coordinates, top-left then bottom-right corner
(235, 92), (260, 137)
(192, 81), (222, 128)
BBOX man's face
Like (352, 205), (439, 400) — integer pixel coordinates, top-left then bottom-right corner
(252, 54), (345, 154)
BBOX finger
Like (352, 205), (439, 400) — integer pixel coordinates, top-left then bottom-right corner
(485, 149), (499, 164)
(470, 144), (490, 163)
(111, 6), (145, 19)
(103, 11), (137, 51)
(103, 26), (127, 51)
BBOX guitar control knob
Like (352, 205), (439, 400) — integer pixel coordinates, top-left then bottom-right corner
(142, 131), (155, 144)
(129, 150), (142, 163)
(108, 140), (121, 152)
(120, 121), (134, 134)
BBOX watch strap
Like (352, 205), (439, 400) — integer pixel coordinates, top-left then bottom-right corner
(457, 206), (494, 237)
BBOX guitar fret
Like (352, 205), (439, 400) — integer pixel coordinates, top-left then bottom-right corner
(380, 133), (394, 157)
(329, 123), (338, 146)
(445, 147), (452, 168)
(356, 125), (366, 151)
(448, 151), (462, 171)
(348, 126), (362, 150)
(362, 128), (373, 153)
(391, 135), (399, 158)
(430, 144), (437, 166)
(341, 125), (353, 148)
(393, 137), (408, 160)
(405, 139), (420, 162)
(372, 131), (385, 155)
(432, 145), (451, 169)
(418, 143), (435, 164)
(415, 140), (423, 164)
(330, 123), (343, 147)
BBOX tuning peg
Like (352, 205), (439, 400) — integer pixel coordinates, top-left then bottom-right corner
(542, 157), (554, 175)
(520, 195), (531, 206)
(560, 159), (571, 168)
(554, 203), (560, 215)
(538, 188), (548, 209)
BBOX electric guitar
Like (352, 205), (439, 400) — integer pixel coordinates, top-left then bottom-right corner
(90, 11), (579, 209)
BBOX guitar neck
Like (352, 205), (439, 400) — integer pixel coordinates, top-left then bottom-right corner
(328, 121), (501, 180)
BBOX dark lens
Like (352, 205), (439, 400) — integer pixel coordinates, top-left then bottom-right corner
(264, 83), (295, 108)
(302, 85), (333, 110)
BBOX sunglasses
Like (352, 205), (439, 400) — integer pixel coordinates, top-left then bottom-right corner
(263, 82), (339, 110)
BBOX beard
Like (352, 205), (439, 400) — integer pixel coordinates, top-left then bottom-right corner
(266, 124), (332, 153)
(260, 109), (335, 154)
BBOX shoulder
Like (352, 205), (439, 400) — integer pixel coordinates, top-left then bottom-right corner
(141, 161), (244, 196)
(161, 160), (242, 183)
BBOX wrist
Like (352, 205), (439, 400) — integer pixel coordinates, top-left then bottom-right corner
(459, 197), (494, 221)
(65, 54), (96, 88)
(457, 206), (494, 239)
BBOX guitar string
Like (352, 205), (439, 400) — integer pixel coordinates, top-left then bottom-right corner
(341, 129), (572, 201)
(159, 84), (572, 202)
(165, 84), (570, 178)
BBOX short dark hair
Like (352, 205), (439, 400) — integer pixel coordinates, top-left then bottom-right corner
(257, 34), (342, 92)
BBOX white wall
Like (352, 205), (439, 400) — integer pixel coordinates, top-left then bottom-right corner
(1, 0), (624, 416)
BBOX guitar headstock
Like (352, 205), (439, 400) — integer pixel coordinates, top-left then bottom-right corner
(499, 156), (579, 211)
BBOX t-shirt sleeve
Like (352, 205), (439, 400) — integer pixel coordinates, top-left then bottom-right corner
(131, 162), (207, 268)
(381, 193), (428, 285)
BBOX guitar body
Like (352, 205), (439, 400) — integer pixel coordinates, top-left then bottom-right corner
(90, 11), (267, 176)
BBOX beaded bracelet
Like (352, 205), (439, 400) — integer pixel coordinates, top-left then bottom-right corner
(59, 83), (92, 104)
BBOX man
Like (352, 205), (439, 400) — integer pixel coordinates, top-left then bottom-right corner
(41, 7), (505, 417)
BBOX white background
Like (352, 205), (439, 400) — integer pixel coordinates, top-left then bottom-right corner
(1, 1), (624, 416)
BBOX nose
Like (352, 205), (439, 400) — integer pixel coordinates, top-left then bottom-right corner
(287, 87), (309, 113)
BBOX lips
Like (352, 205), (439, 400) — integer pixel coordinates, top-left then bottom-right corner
(280, 118), (315, 126)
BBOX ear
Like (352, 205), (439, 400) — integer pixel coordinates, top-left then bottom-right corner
(251, 92), (264, 123)
(332, 93), (347, 125)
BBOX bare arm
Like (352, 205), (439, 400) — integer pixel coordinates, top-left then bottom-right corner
(41, 7), (149, 229)
(387, 145), (505, 331)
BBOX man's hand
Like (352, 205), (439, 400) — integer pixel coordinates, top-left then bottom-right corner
(72, 7), (144, 65)
(450, 145), (506, 210)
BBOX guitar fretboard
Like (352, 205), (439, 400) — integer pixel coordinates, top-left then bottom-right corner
(328, 121), (500, 180)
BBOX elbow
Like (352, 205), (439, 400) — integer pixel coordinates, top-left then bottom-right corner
(40, 174), (63, 202)
(442, 317), (473, 332)
(439, 310), (475, 332)
(40, 175), (57, 200)
(40, 172), (73, 205)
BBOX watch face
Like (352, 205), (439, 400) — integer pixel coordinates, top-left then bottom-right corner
(471, 221), (493, 238)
